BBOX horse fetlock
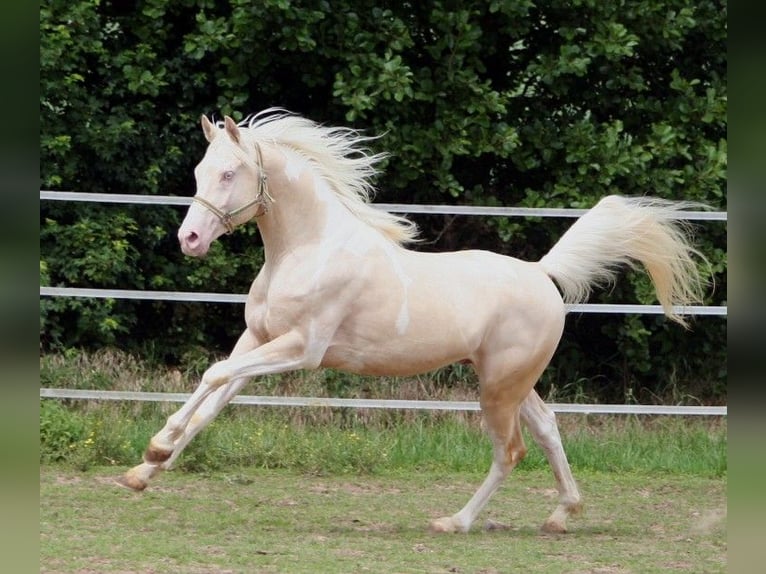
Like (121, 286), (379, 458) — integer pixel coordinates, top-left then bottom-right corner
(566, 499), (584, 516)
(143, 439), (174, 464)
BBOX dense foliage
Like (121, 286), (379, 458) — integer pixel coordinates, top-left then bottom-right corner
(40, 0), (727, 403)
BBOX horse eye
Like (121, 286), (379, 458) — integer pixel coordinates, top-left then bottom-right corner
(222, 170), (235, 181)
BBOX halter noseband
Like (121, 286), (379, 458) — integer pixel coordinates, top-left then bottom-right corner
(192, 142), (273, 234)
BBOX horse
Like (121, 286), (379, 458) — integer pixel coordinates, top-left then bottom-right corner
(117, 109), (706, 534)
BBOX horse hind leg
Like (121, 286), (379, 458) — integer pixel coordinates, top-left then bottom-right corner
(520, 390), (582, 533)
(429, 388), (527, 533)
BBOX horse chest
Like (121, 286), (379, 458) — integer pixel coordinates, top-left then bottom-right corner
(244, 273), (357, 344)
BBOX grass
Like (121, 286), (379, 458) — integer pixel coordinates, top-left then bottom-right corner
(40, 399), (726, 478)
(40, 465), (726, 573)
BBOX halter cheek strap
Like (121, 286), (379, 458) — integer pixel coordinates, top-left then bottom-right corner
(191, 142), (273, 234)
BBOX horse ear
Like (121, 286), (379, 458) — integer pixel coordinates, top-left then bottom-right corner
(200, 115), (217, 142)
(223, 116), (241, 144)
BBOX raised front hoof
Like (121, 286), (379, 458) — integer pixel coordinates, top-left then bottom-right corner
(114, 472), (148, 492)
(429, 516), (467, 534)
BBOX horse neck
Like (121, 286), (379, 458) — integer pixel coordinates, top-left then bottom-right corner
(255, 146), (362, 262)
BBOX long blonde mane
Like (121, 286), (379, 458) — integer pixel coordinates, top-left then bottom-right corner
(234, 108), (419, 245)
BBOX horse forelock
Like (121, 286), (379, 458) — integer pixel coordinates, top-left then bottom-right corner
(228, 108), (419, 245)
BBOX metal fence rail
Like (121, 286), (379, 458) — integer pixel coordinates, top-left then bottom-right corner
(40, 190), (728, 416)
(39, 286), (728, 316)
(39, 388), (727, 416)
(40, 190), (729, 221)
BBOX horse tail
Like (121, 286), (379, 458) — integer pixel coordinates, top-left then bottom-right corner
(538, 195), (708, 327)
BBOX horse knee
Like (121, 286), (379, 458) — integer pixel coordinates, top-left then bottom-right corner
(201, 361), (230, 390)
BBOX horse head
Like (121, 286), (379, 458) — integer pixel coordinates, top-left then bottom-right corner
(178, 115), (269, 256)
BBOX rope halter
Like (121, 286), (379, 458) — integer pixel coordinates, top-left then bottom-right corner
(191, 142), (274, 234)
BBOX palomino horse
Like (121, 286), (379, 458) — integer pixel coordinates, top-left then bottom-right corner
(118, 109), (705, 534)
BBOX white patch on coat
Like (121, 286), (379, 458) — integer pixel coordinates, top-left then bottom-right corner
(396, 302), (410, 335)
(309, 177), (345, 284)
(283, 150), (309, 182)
(380, 241), (413, 335)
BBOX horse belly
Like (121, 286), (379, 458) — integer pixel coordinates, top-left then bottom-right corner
(321, 340), (469, 377)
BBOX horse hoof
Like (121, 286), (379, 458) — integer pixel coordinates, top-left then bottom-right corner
(114, 472), (147, 492)
(429, 517), (463, 533)
(540, 519), (567, 534)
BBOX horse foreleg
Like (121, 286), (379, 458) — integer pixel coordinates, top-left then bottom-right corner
(118, 329), (316, 491)
(520, 390), (582, 533)
(117, 376), (251, 490)
(162, 376), (250, 470)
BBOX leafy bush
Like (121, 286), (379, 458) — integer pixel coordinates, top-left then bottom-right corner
(40, 400), (86, 462)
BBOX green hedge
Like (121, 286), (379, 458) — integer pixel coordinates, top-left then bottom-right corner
(40, 0), (727, 403)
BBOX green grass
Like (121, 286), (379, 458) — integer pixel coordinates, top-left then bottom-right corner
(41, 400), (726, 478)
(40, 465), (726, 573)
(40, 349), (727, 478)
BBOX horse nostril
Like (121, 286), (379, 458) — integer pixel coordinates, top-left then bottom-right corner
(179, 230), (199, 248)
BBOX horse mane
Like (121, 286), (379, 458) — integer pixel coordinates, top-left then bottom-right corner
(235, 108), (419, 245)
